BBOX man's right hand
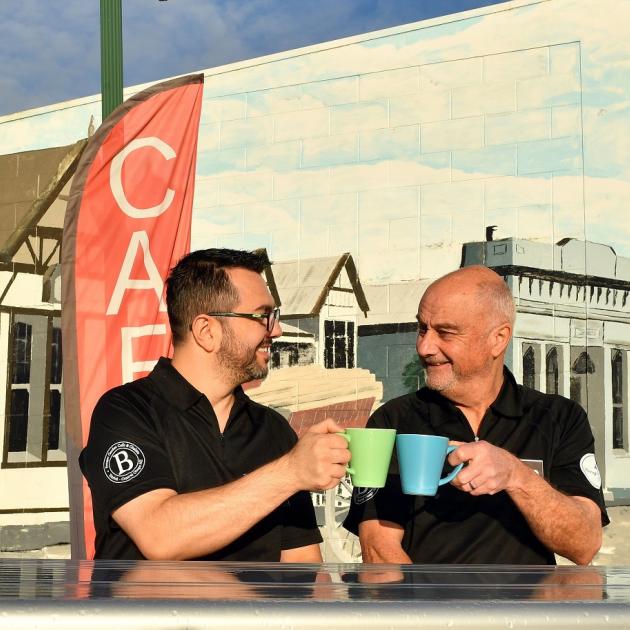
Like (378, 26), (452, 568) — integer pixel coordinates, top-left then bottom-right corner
(284, 419), (351, 491)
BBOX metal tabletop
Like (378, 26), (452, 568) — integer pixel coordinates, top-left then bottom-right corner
(1, 560), (629, 629)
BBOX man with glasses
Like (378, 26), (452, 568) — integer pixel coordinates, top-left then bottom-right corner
(80, 248), (350, 561)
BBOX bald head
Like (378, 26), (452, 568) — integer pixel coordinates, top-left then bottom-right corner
(416, 266), (514, 399)
(424, 265), (515, 329)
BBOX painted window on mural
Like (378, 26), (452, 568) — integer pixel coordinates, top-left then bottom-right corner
(4, 313), (65, 466)
(522, 345), (536, 390)
(546, 346), (559, 395)
(570, 350), (595, 410)
(48, 326), (62, 452)
(611, 349), (625, 450)
(271, 341), (316, 369)
(324, 320), (355, 369)
(7, 321), (31, 452)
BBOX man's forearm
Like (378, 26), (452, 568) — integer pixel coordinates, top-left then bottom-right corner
(121, 455), (300, 560)
(507, 462), (602, 565)
(114, 419), (349, 560)
(359, 521), (412, 564)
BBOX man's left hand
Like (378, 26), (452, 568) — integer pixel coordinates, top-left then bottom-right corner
(447, 440), (524, 495)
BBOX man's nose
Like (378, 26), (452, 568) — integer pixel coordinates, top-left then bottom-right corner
(269, 318), (282, 338)
(416, 329), (436, 356)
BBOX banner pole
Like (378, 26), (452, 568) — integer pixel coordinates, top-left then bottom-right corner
(100, 0), (124, 120)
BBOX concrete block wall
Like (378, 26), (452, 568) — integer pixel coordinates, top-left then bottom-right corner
(192, 40), (583, 286)
(0, 1), (625, 412)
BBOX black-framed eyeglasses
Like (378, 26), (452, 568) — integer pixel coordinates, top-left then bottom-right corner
(205, 307), (280, 332)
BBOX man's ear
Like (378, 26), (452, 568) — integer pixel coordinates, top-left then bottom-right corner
(491, 322), (512, 358)
(190, 315), (221, 353)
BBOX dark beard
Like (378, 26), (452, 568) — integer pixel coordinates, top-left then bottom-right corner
(242, 360), (269, 382)
(218, 328), (269, 384)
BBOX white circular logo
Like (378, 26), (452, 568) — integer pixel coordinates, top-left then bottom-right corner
(353, 487), (379, 505)
(103, 441), (146, 484)
(580, 453), (601, 489)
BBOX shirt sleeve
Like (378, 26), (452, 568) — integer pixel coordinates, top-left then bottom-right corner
(79, 386), (178, 518)
(343, 405), (413, 535)
(281, 490), (323, 550)
(548, 398), (610, 526)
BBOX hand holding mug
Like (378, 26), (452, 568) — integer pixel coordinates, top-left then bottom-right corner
(447, 439), (521, 495)
(288, 419), (351, 491)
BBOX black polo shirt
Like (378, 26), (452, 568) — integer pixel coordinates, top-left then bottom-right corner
(80, 358), (321, 560)
(344, 368), (609, 564)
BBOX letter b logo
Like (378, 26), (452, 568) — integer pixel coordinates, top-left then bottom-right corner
(111, 450), (134, 475)
(104, 441), (146, 483)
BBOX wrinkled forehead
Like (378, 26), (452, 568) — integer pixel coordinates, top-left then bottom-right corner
(418, 280), (482, 320)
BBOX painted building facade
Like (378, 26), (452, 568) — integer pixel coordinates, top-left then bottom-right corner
(0, 141), (85, 549)
(464, 237), (630, 501)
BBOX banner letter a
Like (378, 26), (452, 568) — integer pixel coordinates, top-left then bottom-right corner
(107, 231), (166, 315)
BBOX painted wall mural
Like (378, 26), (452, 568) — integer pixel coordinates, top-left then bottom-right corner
(0, 0), (629, 557)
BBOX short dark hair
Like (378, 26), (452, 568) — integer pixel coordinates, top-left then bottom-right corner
(166, 248), (269, 344)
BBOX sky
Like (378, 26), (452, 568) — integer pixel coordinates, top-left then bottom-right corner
(0, 0), (509, 118)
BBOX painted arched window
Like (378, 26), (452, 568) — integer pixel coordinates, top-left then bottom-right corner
(612, 349), (625, 449)
(572, 351), (595, 374)
(546, 347), (559, 395)
(570, 351), (594, 409)
(523, 346), (536, 389)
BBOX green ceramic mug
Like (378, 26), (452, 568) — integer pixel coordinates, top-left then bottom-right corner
(338, 428), (397, 488)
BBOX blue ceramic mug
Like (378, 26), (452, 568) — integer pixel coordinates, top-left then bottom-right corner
(396, 434), (464, 496)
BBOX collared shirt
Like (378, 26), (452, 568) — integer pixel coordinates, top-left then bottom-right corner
(80, 358), (321, 560)
(344, 368), (609, 564)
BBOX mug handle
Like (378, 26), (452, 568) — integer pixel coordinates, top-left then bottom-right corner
(438, 445), (464, 486)
(336, 432), (355, 475)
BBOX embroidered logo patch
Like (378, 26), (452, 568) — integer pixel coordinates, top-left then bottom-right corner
(103, 441), (145, 484)
(353, 487), (379, 505)
(580, 453), (601, 489)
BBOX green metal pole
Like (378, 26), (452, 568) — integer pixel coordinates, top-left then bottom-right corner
(100, 0), (123, 120)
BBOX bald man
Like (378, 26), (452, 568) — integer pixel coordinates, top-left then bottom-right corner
(344, 266), (608, 566)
